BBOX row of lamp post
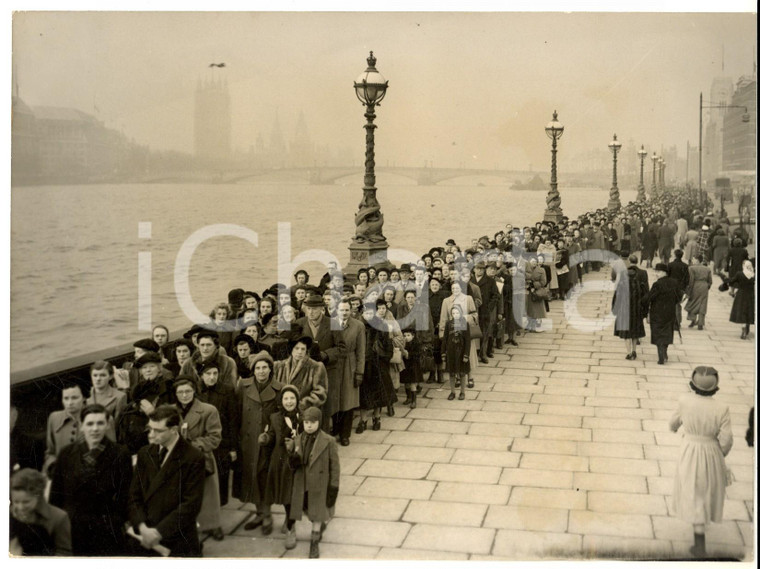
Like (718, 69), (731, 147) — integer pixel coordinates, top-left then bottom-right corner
(344, 54), (740, 277)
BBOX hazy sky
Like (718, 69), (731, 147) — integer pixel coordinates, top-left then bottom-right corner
(11, 11), (757, 170)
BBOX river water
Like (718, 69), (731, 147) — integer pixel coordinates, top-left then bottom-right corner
(10, 175), (636, 373)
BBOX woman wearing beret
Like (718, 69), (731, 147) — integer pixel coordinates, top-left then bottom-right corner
(174, 376), (224, 541)
(237, 351), (282, 535)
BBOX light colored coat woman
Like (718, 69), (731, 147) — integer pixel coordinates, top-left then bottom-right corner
(179, 397), (222, 531)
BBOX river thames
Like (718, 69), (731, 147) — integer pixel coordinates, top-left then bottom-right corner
(10, 176), (637, 372)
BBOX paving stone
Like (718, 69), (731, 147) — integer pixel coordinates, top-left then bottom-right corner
(545, 363), (590, 372)
(334, 495), (409, 521)
(355, 477), (436, 500)
(544, 373), (591, 384)
(653, 431), (682, 446)
(465, 410), (525, 424)
(585, 396), (641, 408)
(582, 416), (643, 430)
(339, 457), (366, 476)
(658, 459), (676, 477)
(313, 542), (381, 558)
(529, 425), (592, 442)
(642, 445), (680, 460)
(581, 535), (674, 559)
(350, 430), (390, 444)
(542, 385), (597, 397)
(484, 505), (569, 532)
(511, 438), (579, 455)
(509, 486), (587, 510)
(374, 417), (413, 431)
(726, 481), (755, 501)
(203, 534), (286, 557)
(587, 491), (668, 515)
(355, 458), (432, 479)
(499, 467), (574, 489)
(589, 456), (661, 476)
(646, 476), (674, 496)
(476, 391), (533, 403)
(593, 407), (653, 419)
(519, 452), (589, 472)
(568, 510), (653, 539)
(451, 448), (521, 467)
(402, 524), (496, 554)
(522, 414), (583, 428)
(339, 474), (365, 496)
(321, 518), (411, 548)
(591, 429), (655, 444)
(383, 445), (455, 463)
(538, 403), (595, 417)
(407, 419), (470, 434)
(468, 422), (531, 438)
(337, 442), (390, 459)
(427, 463), (502, 484)
(491, 381), (544, 393)
(481, 401), (539, 414)
(375, 547), (469, 560)
(402, 500), (488, 527)
(573, 472), (648, 493)
(405, 408), (467, 421)
(382, 430), (452, 447)
(430, 481), (511, 505)
(493, 529), (582, 559)
(530, 393), (586, 406)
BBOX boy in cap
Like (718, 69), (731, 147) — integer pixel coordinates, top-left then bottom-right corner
(288, 406), (340, 559)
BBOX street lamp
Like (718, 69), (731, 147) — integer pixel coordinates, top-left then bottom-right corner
(659, 157), (666, 193)
(543, 110), (565, 223)
(651, 152), (658, 198)
(346, 51), (390, 277)
(698, 92), (750, 210)
(637, 145), (647, 202)
(607, 133), (622, 212)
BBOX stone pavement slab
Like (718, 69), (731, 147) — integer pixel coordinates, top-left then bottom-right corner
(493, 529), (582, 559)
(402, 524), (496, 554)
(402, 500), (488, 527)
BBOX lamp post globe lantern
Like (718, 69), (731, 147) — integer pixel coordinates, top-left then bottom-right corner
(607, 134), (622, 212)
(636, 145), (647, 202)
(651, 152), (658, 198)
(543, 110), (565, 224)
(346, 51), (390, 278)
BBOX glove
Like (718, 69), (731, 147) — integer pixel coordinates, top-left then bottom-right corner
(257, 432), (270, 445)
(463, 355), (469, 362)
(284, 438), (295, 453)
(353, 373), (363, 387)
(326, 486), (339, 508)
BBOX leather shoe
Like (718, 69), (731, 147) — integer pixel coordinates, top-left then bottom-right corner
(387, 404), (395, 417)
(244, 514), (264, 531)
(212, 527), (224, 541)
(340, 437), (350, 446)
(355, 420), (367, 434)
(478, 355), (489, 364)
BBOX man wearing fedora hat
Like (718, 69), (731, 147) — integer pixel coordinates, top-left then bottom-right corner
(296, 295), (346, 429)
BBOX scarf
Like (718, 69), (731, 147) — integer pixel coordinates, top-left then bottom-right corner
(83, 441), (106, 469)
(301, 431), (317, 466)
(742, 263), (755, 280)
(177, 400), (193, 419)
(287, 357), (305, 384)
(283, 409), (301, 439)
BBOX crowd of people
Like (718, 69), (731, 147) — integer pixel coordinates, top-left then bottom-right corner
(9, 186), (755, 559)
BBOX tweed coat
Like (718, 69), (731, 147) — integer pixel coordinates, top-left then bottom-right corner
(330, 317), (366, 413)
(289, 430), (340, 523)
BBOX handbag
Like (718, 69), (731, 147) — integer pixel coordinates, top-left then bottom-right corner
(531, 286), (551, 301)
(390, 347), (403, 365)
(466, 314), (483, 339)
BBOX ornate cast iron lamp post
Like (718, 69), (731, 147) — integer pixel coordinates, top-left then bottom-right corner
(607, 134), (622, 212)
(651, 152), (658, 198)
(636, 145), (647, 202)
(346, 51), (390, 277)
(543, 111), (565, 224)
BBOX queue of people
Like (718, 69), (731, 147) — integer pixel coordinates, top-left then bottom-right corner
(10, 186), (754, 559)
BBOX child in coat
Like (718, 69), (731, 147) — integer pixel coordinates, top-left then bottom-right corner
(288, 406), (340, 559)
(442, 305), (471, 401)
(400, 328), (423, 409)
(259, 385), (302, 550)
(669, 366), (733, 558)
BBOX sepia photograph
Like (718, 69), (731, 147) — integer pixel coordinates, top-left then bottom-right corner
(6, 2), (757, 563)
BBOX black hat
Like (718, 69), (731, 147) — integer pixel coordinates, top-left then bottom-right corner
(288, 335), (314, 351)
(228, 288), (245, 305)
(196, 329), (219, 342)
(134, 351), (163, 368)
(399, 263), (412, 273)
(294, 269), (310, 279)
(234, 333), (256, 348)
(133, 338), (160, 352)
(302, 294), (324, 308)
(198, 360), (220, 374)
(183, 323), (206, 339)
(654, 263), (669, 273)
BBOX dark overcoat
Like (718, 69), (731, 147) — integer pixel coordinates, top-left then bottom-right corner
(49, 438), (132, 556)
(289, 430), (340, 523)
(613, 266), (649, 340)
(729, 272), (755, 324)
(643, 276), (681, 346)
(128, 436), (205, 557)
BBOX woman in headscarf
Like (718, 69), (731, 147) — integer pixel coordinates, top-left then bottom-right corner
(684, 254), (713, 331)
(173, 376), (224, 541)
(729, 259), (755, 340)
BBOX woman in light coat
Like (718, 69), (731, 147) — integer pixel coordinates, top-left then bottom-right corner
(684, 255), (713, 330)
(174, 377), (224, 540)
(525, 257), (548, 331)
